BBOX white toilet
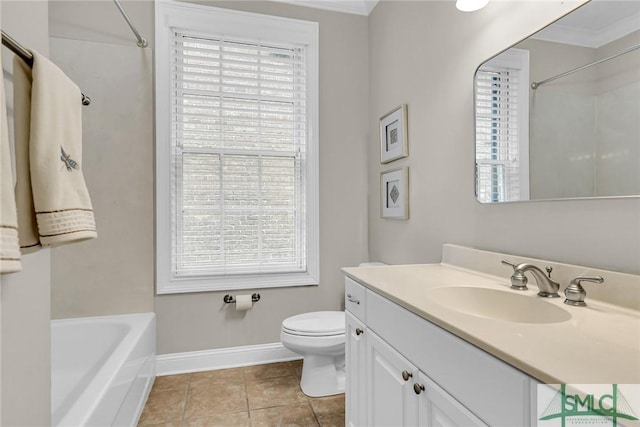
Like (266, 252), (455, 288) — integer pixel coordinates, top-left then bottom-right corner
(280, 262), (386, 397)
(281, 311), (346, 397)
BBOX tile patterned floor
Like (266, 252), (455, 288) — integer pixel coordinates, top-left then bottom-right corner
(138, 360), (345, 427)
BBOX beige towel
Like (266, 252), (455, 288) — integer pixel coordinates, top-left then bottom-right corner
(13, 58), (40, 253)
(28, 50), (96, 246)
(0, 70), (21, 273)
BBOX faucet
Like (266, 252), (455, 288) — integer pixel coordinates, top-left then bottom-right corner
(502, 260), (561, 298)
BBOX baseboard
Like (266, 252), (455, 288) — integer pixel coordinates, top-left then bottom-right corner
(155, 342), (301, 376)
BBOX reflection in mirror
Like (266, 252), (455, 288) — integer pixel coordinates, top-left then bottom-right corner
(475, 0), (640, 203)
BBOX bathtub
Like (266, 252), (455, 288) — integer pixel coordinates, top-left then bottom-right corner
(51, 313), (156, 427)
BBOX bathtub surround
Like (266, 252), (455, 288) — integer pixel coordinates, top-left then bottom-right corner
(48, 37), (154, 318)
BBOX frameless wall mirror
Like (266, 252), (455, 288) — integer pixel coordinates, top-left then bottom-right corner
(474, 0), (640, 203)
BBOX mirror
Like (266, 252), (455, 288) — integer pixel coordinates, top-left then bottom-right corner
(474, 0), (640, 203)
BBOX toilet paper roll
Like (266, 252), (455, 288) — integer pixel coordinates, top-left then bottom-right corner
(235, 294), (253, 311)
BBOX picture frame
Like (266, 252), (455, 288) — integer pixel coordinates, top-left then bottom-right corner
(381, 167), (409, 219)
(379, 104), (408, 164)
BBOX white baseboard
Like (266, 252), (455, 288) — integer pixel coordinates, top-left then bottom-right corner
(155, 342), (301, 376)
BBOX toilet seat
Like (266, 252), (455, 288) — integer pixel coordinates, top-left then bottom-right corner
(281, 311), (345, 337)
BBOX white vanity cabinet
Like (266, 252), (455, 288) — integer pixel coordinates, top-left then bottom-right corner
(345, 277), (533, 427)
(346, 311), (367, 427)
(366, 328), (419, 426)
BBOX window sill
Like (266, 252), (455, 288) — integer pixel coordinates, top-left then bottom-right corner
(156, 271), (319, 295)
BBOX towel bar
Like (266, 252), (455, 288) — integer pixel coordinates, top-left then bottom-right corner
(1, 30), (91, 106)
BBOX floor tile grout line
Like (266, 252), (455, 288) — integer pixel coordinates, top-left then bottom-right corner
(179, 374), (192, 426)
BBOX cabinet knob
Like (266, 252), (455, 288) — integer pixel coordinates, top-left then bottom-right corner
(413, 383), (425, 395)
(355, 328), (364, 336)
(401, 370), (413, 381)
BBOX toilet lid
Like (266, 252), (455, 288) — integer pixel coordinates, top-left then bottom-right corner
(282, 311), (345, 337)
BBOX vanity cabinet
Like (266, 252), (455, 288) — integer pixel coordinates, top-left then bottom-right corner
(345, 312), (367, 427)
(345, 277), (533, 427)
(366, 329), (419, 426)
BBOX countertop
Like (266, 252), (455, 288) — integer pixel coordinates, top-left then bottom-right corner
(342, 263), (640, 385)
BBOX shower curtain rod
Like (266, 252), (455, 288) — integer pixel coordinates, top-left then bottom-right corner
(113, 0), (148, 48)
(531, 43), (640, 89)
(1, 30), (91, 106)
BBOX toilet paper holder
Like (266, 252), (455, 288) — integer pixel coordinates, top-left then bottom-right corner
(223, 293), (261, 304)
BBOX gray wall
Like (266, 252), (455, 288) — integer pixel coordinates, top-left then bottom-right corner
(154, 1), (370, 354)
(367, 0), (640, 276)
(1, 2), (51, 425)
(49, 0), (370, 354)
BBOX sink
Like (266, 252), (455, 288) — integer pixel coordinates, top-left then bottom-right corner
(428, 286), (571, 324)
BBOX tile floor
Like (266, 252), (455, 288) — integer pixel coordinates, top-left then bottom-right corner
(138, 360), (345, 427)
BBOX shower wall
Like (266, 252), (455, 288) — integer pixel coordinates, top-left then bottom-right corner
(49, 37), (154, 318)
(524, 30), (640, 200)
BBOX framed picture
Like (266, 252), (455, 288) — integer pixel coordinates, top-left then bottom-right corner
(379, 104), (408, 164)
(381, 167), (409, 219)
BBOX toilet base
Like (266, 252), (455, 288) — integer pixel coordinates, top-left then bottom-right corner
(299, 354), (345, 397)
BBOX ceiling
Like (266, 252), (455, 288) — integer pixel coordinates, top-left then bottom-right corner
(270, 0), (379, 16)
(532, 0), (640, 48)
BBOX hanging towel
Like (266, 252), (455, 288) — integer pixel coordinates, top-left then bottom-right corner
(0, 70), (22, 273)
(29, 50), (96, 246)
(13, 57), (40, 253)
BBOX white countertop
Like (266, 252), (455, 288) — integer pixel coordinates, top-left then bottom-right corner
(342, 262), (640, 385)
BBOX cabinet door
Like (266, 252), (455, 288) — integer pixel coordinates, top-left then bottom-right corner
(416, 372), (488, 427)
(366, 329), (419, 427)
(346, 312), (367, 427)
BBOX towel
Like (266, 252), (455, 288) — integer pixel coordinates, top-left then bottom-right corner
(0, 69), (22, 273)
(13, 58), (40, 253)
(26, 51), (96, 246)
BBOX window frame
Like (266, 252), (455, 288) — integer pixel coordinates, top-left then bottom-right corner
(475, 48), (530, 203)
(155, 0), (319, 294)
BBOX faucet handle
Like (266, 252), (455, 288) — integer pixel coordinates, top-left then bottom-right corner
(502, 259), (517, 270)
(564, 275), (604, 307)
(501, 260), (528, 290)
(571, 275), (604, 285)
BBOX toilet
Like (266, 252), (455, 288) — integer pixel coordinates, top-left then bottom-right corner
(281, 311), (345, 397)
(280, 262), (386, 397)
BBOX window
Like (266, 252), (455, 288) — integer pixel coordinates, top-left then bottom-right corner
(475, 49), (530, 203)
(155, 1), (319, 294)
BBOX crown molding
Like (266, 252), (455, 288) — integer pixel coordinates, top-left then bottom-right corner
(532, 10), (640, 48)
(269, 0), (379, 16)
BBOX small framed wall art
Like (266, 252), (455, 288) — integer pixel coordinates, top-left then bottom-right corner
(379, 104), (408, 164)
(381, 167), (409, 219)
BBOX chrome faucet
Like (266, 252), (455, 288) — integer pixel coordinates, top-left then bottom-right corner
(502, 260), (561, 298)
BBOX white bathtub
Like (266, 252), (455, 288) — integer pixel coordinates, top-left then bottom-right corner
(51, 313), (156, 427)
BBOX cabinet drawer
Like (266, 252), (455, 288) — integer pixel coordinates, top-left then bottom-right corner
(345, 277), (366, 322)
(367, 289), (531, 427)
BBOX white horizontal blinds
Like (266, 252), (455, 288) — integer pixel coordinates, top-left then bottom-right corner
(171, 29), (307, 277)
(476, 67), (521, 203)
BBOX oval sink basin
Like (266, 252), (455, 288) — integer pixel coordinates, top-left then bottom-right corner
(428, 286), (571, 324)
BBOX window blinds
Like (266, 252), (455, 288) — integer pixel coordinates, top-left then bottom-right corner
(475, 68), (522, 203)
(170, 31), (308, 277)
